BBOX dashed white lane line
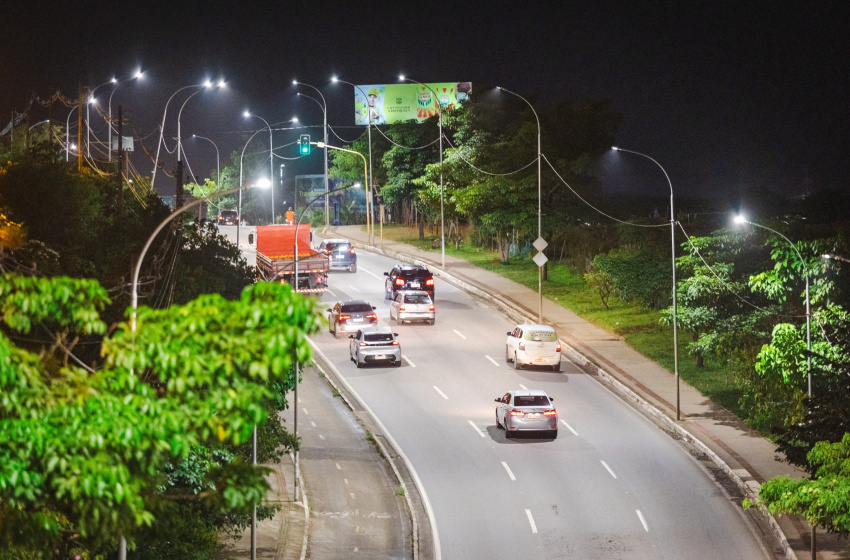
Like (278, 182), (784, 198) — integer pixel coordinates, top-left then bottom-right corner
(467, 420), (485, 438)
(359, 267), (382, 280)
(335, 463), (341, 470)
(303, 408), (309, 415)
(453, 329), (467, 340)
(433, 386), (449, 400)
(600, 460), (617, 479)
(501, 461), (516, 481)
(326, 289), (338, 298)
(319, 434), (325, 440)
(485, 355), (500, 367)
(344, 478), (349, 485)
(525, 509), (538, 534)
(636, 510), (649, 532)
(348, 285), (361, 292)
(311, 421), (317, 427)
(404, 356), (417, 368)
(560, 420), (578, 436)
(518, 384), (528, 390)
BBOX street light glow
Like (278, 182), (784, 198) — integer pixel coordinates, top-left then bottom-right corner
(331, 76), (338, 82)
(398, 74), (405, 81)
(611, 146), (620, 151)
(256, 178), (271, 189)
(733, 214), (747, 224)
(111, 77), (117, 83)
(134, 70), (143, 79)
(243, 110), (251, 118)
(203, 80), (213, 88)
(218, 79), (226, 88)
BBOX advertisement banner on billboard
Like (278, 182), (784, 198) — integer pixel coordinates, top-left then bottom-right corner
(353, 82), (471, 125)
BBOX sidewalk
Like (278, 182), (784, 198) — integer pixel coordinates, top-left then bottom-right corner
(328, 224), (847, 560)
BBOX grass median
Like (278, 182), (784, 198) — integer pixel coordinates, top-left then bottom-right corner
(373, 224), (743, 417)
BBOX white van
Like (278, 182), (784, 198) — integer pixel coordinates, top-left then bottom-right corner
(505, 324), (562, 371)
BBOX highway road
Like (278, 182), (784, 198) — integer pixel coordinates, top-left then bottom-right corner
(306, 237), (772, 559)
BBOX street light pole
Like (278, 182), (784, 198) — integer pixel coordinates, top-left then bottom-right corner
(87, 78), (116, 159)
(293, 81), (329, 229)
(331, 77), (376, 239)
(612, 147), (680, 420)
(66, 105), (78, 162)
(193, 134), (220, 221)
(108, 70), (143, 162)
(238, 128), (268, 248)
(400, 75), (444, 268)
(244, 112), (275, 224)
(497, 86), (542, 322)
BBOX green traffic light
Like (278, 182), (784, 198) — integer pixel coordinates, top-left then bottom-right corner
(299, 134), (311, 155)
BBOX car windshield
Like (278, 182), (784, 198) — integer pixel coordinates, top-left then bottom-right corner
(364, 333), (394, 343)
(525, 330), (558, 342)
(341, 303), (372, 313)
(326, 242), (350, 251)
(513, 395), (551, 407)
(404, 294), (431, 304)
(400, 269), (429, 279)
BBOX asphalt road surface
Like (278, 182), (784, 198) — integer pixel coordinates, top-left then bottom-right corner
(307, 235), (772, 559)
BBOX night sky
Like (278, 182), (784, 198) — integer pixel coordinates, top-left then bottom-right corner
(2, 2), (848, 204)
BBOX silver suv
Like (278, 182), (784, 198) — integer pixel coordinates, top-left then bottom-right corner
(349, 327), (402, 368)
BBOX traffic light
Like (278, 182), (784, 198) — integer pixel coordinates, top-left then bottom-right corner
(299, 134), (311, 155)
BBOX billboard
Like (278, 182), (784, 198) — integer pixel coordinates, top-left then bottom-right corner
(354, 82), (471, 125)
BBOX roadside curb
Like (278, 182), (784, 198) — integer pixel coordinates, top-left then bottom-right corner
(339, 232), (795, 560)
(307, 340), (437, 560)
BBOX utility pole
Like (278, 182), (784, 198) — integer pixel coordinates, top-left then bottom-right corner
(176, 160), (184, 209)
(77, 86), (84, 172)
(117, 105), (124, 217)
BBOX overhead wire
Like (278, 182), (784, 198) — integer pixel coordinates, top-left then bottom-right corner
(442, 135), (537, 176)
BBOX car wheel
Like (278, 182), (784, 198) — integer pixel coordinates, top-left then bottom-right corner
(550, 430), (558, 440)
(496, 410), (502, 428)
(350, 265), (357, 273)
(513, 353), (522, 370)
(428, 318), (435, 326)
(394, 359), (402, 367)
(333, 322), (339, 339)
(396, 314), (402, 326)
(553, 362), (561, 372)
(356, 355), (363, 368)
(505, 424), (514, 439)
(505, 346), (512, 364)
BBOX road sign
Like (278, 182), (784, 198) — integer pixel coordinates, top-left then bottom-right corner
(533, 252), (548, 267)
(533, 237), (548, 252)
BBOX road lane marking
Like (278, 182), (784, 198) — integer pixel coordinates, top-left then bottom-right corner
(636, 510), (649, 532)
(327, 289), (338, 298)
(303, 408), (309, 415)
(360, 267), (382, 280)
(485, 355), (500, 367)
(600, 460), (617, 479)
(467, 420), (485, 438)
(525, 509), (538, 534)
(560, 420), (578, 436)
(335, 463), (341, 470)
(501, 461), (516, 481)
(350, 493), (355, 499)
(433, 386), (449, 400)
(347, 285), (361, 292)
(344, 479), (349, 485)
(311, 421), (317, 427)
(404, 356), (416, 368)
(319, 434), (325, 440)
(518, 384), (528, 390)
(453, 329), (467, 340)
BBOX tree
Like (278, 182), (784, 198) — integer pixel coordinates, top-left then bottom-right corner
(592, 247), (669, 309)
(0, 275), (319, 557)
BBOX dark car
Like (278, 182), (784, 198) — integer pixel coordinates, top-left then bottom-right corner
(327, 300), (377, 338)
(217, 210), (239, 225)
(384, 264), (434, 300)
(318, 238), (356, 273)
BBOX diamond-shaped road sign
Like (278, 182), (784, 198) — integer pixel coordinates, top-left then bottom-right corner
(533, 237), (548, 252)
(533, 251), (548, 267)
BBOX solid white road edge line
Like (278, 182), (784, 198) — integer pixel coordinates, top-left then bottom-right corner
(359, 266), (383, 280)
(403, 356), (417, 368)
(308, 339), (442, 560)
(433, 386), (449, 400)
(485, 355), (500, 367)
(525, 509), (538, 534)
(600, 460), (617, 479)
(636, 509), (649, 532)
(453, 329), (467, 340)
(560, 420), (579, 436)
(468, 420), (485, 438)
(501, 461), (516, 481)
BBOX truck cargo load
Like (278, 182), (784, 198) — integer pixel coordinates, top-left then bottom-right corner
(252, 224), (329, 294)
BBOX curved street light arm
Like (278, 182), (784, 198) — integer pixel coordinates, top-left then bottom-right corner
(237, 127), (270, 248)
(152, 83), (206, 189)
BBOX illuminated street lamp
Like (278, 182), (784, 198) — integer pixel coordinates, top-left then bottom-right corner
(293, 80), (329, 228)
(107, 69), (143, 162)
(400, 75), (445, 268)
(497, 86), (543, 322)
(612, 147), (680, 419)
(734, 215), (812, 397)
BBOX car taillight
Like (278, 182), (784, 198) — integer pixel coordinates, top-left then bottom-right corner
(349, 248), (355, 254)
(394, 278), (405, 286)
(366, 313), (377, 320)
(429, 304), (435, 311)
(398, 305), (406, 311)
(425, 278), (434, 286)
(510, 410), (525, 417)
(391, 340), (399, 345)
(543, 410), (557, 416)
(518, 341), (525, 350)
(556, 342), (561, 352)
(338, 314), (350, 322)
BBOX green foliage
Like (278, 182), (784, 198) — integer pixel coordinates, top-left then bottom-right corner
(583, 269), (614, 309)
(0, 276), (319, 555)
(592, 248), (669, 310)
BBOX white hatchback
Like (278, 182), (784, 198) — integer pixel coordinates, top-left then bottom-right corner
(389, 290), (435, 325)
(505, 324), (562, 371)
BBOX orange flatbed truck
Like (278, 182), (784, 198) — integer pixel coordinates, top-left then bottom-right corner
(253, 224), (329, 294)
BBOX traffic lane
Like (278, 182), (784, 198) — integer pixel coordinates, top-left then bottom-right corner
(543, 373), (769, 559)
